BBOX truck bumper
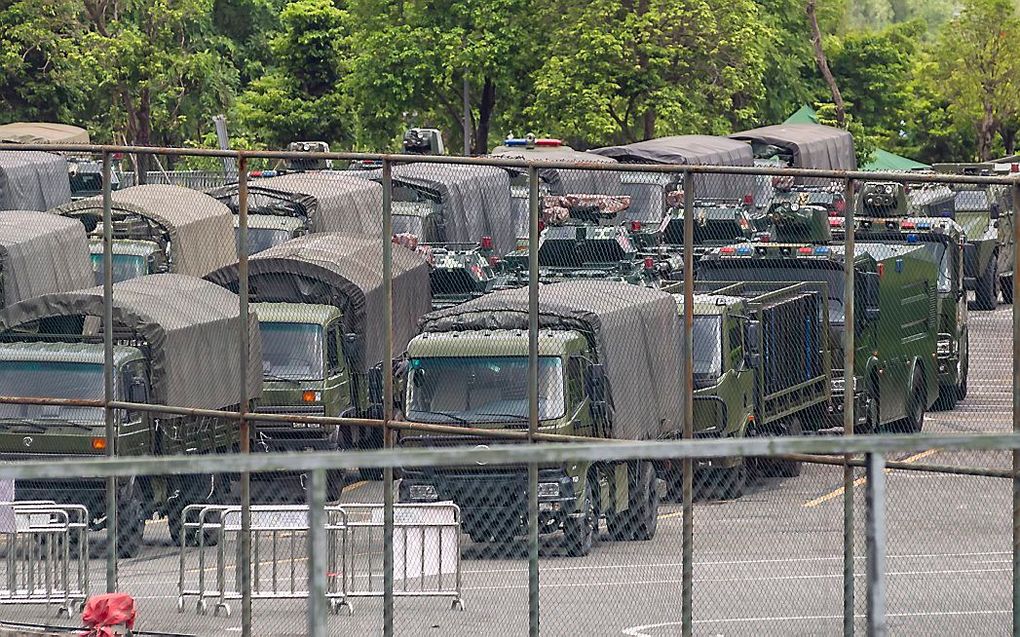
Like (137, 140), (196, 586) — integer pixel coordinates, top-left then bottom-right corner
(936, 353), (961, 387)
(255, 427), (338, 453)
(399, 468), (578, 537)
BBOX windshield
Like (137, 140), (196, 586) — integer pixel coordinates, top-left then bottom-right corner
(702, 264), (846, 325)
(90, 253), (148, 284)
(406, 356), (565, 423)
(681, 316), (723, 377)
(393, 214), (425, 237)
(620, 182), (666, 223)
(259, 322), (324, 380)
(235, 227), (292, 255)
(921, 243), (952, 294)
(0, 361), (105, 422)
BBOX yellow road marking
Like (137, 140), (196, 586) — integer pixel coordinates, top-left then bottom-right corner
(657, 510), (684, 521)
(342, 480), (368, 494)
(803, 448), (939, 508)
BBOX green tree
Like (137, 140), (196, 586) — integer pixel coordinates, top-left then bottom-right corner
(235, 0), (353, 148)
(526, 0), (770, 146)
(815, 101), (876, 166)
(932, 0), (1020, 159)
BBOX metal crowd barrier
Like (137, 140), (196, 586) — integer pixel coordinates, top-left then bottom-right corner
(339, 503), (464, 612)
(0, 501), (89, 616)
(176, 502), (463, 617)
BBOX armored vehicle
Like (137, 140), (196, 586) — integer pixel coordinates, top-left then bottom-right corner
(209, 172), (383, 255)
(206, 234), (431, 482)
(54, 184), (235, 284)
(0, 274), (261, 555)
(399, 281), (684, 556)
(592, 135), (758, 232)
(931, 163), (1015, 309)
(663, 282), (831, 497)
(838, 182), (969, 408)
(0, 211), (93, 306)
(699, 239), (940, 434)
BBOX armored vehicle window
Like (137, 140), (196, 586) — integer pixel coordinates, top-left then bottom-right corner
(406, 356), (565, 422)
(259, 322), (325, 381)
(235, 226), (292, 256)
(0, 360), (105, 422)
(921, 243), (952, 294)
(727, 320), (744, 371)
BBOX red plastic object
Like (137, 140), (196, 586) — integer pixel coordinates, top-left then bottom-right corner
(81, 593), (136, 637)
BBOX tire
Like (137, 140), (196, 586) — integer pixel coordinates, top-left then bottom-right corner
(957, 337), (969, 401)
(934, 385), (958, 411)
(631, 462), (658, 541)
(765, 419), (802, 478)
(974, 256), (998, 310)
(116, 493), (145, 559)
(169, 475), (227, 547)
(717, 460), (746, 500)
(326, 470), (346, 502)
(563, 482), (595, 557)
(1002, 274), (1014, 304)
(359, 467), (383, 481)
(892, 370), (925, 434)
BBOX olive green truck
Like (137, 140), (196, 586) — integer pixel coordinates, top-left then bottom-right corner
(398, 280), (684, 556)
(0, 274), (261, 556)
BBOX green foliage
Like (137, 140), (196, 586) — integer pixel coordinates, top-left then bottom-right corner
(814, 101), (876, 166)
(527, 0), (770, 146)
(235, 0), (354, 148)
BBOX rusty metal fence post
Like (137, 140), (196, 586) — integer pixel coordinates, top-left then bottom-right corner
(681, 169), (694, 637)
(527, 165), (541, 637)
(843, 177), (856, 637)
(236, 155), (253, 637)
(382, 158), (396, 637)
(101, 150), (117, 592)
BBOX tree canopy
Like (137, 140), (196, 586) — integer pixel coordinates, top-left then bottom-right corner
(1, 0), (1015, 161)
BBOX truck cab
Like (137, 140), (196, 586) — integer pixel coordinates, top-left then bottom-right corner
(234, 214), (307, 256)
(89, 238), (164, 284)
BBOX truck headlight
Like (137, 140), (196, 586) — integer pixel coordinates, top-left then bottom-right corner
(937, 338), (952, 356)
(408, 484), (438, 502)
(537, 482), (561, 498)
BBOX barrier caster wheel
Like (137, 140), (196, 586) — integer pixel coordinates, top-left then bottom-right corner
(197, 599), (208, 616)
(338, 600), (353, 616)
(451, 598), (465, 611)
(56, 605), (69, 618)
(177, 597), (185, 613)
(214, 602), (231, 618)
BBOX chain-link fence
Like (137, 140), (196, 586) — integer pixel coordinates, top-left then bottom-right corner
(0, 140), (1016, 636)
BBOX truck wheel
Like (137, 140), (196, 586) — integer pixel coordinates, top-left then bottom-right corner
(765, 420), (802, 478)
(934, 385), (958, 411)
(1002, 275), (1014, 304)
(358, 468), (384, 481)
(717, 460), (746, 500)
(974, 257), (999, 310)
(956, 339), (969, 401)
(631, 462), (658, 541)
(326, 470), (346, 502)
(117, 494), (145, 559)
(892, 371), (925, 433)
(563, 482), (595, 557)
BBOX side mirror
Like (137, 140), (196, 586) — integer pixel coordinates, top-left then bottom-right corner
(991, 203), (1001, 220)
(344, 333), (364, 366)
(128, 380), (148, 404)
(745, 320), (761, 353)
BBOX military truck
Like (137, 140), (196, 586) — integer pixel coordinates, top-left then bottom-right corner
(0, 150), (73, 211)
(54, 184), (236, 284)
(836, 182), (970, 409)
(0, 122), (114, 200)
(0, 274), (261, 555)
(662, 282), (831, 497)
(0, 211), (93, 306)
(698, 239), (940, 434)
(208, 172), (383, 255)
(398, 280), (684, 556)
(591, 135), (758, 232)
(206, 234), (431, 484)
(932, 163), (1015, 309)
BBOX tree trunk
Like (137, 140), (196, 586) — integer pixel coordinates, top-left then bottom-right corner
(806, 0), (845, 126)
(977, 106), (995, 161)
(642, 108), (656, 140)
(472, 76), (496, 156)
(135, 88), (152, 184)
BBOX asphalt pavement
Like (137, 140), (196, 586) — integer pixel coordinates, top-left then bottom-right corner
(0, 304), (1013, 636)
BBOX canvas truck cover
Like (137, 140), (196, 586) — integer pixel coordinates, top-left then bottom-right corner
(420, 280), (685, 441)
(206, 233), (431, 371)
(488, 145), (623, 196)
(0, 151), (72, 210)
(53, 184), (235, 276)
(391, 163), (515, 254)
(0, 274), (261, 408)
(0, 123), (90, 145)
(591, 135), (756, 200)
(209, 173), (383, 236)
(730, 124), (856, 171)
(0, 210), (92, 306)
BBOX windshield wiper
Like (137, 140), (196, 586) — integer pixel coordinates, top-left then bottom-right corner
(474, 412), (529, 422)
(409, 410), (471, 425)
(263, 373), (303, 386)
(29, 418), (94, 431)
